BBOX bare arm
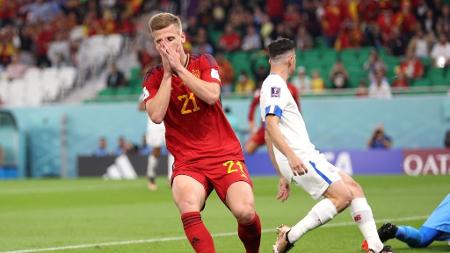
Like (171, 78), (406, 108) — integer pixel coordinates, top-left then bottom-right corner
(145, 74), (172, 124)
(145, 46), (173, 124)
(265, 115), (308, 176)
(264, 127), (282, 176)
(265, 127), (290, 202)
(177, 67), (220, 105)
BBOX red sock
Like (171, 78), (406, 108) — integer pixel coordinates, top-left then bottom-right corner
(238, 213), (261, 253)
(181, 212), (215, 253)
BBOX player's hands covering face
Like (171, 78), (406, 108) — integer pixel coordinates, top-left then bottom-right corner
(157, 42), (172, 77)
(160, 40), (183, 73)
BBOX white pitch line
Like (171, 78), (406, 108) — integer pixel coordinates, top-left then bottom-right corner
(0, 215), (428, 253)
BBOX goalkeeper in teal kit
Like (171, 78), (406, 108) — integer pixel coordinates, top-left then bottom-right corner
(377, 193), (450, 248)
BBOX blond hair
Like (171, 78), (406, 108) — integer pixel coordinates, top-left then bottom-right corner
(148, 12), (182, 33)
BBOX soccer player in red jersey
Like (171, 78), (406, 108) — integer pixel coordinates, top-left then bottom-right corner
(141, 13), (261, 253)
(245, 83), (300, 154)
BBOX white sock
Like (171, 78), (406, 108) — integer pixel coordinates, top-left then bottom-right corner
(288, 198), (337, 243)
(350, 198), (383, 252)
(167, 153), (174, 180)
(147, 155), (158, 178)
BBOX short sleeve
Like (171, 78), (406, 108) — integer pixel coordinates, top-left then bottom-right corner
(140, 67), (162, 103)
(260, 81), (290, 120)
(199, 54), (222, 85)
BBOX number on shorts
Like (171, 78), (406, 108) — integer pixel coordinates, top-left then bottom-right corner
(223, 160), (247, 178)
(178, 92), (200, 115)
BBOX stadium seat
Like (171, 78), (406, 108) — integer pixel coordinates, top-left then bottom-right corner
(230, 51), (253, 80)
(428, 68), (449, 86)
(411, 77), (431, 87)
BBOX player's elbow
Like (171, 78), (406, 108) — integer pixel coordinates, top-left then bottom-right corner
(148, 111), (164, 124)
(205, 93), (220, 105)
(203, 83), (220, 105)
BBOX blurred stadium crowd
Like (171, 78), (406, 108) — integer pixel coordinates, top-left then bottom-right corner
(0, 0), (449, 106)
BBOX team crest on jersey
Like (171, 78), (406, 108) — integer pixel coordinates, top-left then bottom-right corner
(210, 69), (220, 81)
(271, 87), (281, 97)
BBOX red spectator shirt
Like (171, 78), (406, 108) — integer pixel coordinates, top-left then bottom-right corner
(142, 54), (244, 168)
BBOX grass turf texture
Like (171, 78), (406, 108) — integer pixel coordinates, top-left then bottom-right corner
(0, 175), (449, 253)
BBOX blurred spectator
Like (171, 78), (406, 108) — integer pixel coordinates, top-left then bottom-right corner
(5, 54), (28, 81)
(241, 25), (262, 51)
(444, 130), (450, 148)
(394, 1), (418, 39)
(378, 9), (398, 47)
(116, 11), (136, 37)
(224, 106), (239, 133)
(291, 66), (311, 93)
(355, 79), (369, 97)
(392, 72), (410, 89)
(138, 135), (151, 156)
(266, 0), (284, 23)
(387, 27), (408, 56)
(0, 26), (16, 67)
(283, 3), (301, 32)
(114, 136), (128, 156)
(106, 64), (126, 88)
(192, 28), (214, 55)
(216, 53), (234, 96)
(253, 64), (269, 90)
(430, 34), (450, 68)
(311, 70), (325, 93)
(407, 29), (433, 59)
(368, 125), (392, 149)
(25, 0), (62, 24)
(329, 59), (349, 89)
(421, 9), (436, 34)
(364, 50), (386, 82)
(47, 33), (71, 67)
(35, 22), (54, 67)
(17, 26), (36, 66)
(369, 70), (392, 99)
(334, 21), (363, 50)
(234, 71), (255, 96)
(260, 13), (274, 47)
(322, 0), (346, 47)
(398, 51), (424, 80)
(218, 24), (241, 52)
(295, 26), (314, 50)
(93, 137), (109, 156)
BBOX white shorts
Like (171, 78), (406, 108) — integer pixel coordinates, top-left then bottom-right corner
(146, 118), (166, 147)
(277, 154), (341, 200)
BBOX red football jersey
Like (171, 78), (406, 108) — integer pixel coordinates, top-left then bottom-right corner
(142, 53), (244, 168)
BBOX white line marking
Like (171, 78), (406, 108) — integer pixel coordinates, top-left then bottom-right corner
(1, 215), (427, 253)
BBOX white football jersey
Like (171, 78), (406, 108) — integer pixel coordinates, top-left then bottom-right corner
(259, 74), (319, 161)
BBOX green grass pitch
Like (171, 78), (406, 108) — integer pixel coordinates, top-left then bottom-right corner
(0, 175), (449, 253)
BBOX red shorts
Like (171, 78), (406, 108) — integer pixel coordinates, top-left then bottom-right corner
(250, 126), (266, 146)
(171, 159), (253, 202)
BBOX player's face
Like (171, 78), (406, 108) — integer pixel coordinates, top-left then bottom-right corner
(288, 52), (296, 76)
(152, 24), (186, 56)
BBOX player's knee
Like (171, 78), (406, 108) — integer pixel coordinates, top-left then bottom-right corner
(232, 203), (255, 224)
(347, 180), (364, 196)
(333, 192), (352, 211)
(175, 199), (202, 213)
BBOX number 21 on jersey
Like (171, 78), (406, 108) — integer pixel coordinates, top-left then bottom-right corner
(178, 92), (200, 115)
